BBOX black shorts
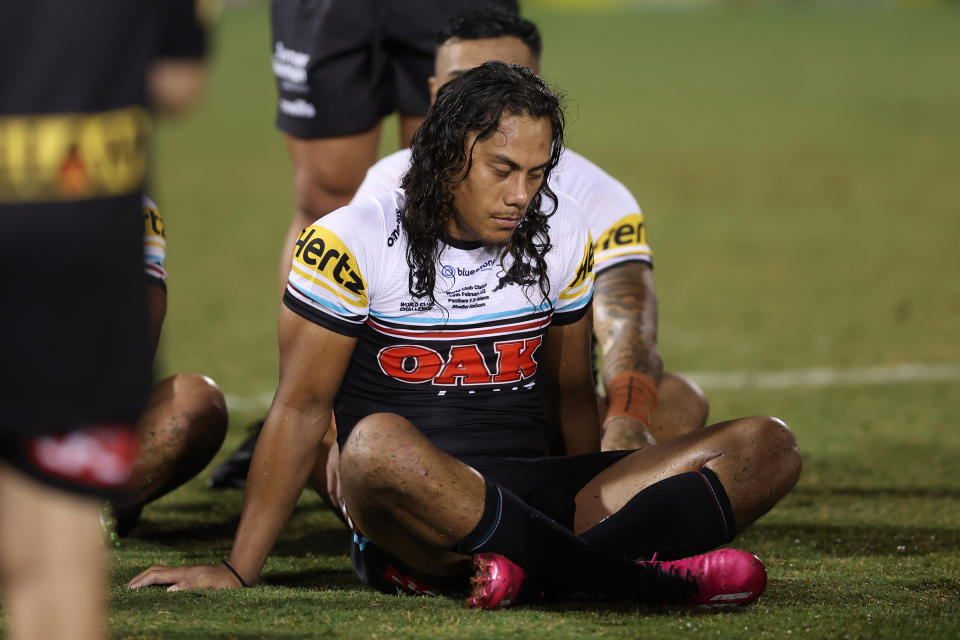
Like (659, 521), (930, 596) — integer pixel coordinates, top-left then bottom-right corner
(271, 0), (518, 138)
(350, 450), (632, 596)
(0, 196), (152, 436)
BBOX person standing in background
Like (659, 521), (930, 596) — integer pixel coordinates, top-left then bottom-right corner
(0, 2), (208, 638)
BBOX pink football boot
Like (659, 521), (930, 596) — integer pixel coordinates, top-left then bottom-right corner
(466, 553), (526, 610)
(640, 548), (767, 607)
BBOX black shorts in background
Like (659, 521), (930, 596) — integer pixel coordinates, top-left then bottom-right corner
(271, 0), (518, 138)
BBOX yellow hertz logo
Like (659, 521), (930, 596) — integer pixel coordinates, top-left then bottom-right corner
(293, 226), (367, 302)
(594, 214), (649, 253)
(143, 202), (165, 240)
(0, 107), (149, 203)
(568, 233), (596, 290)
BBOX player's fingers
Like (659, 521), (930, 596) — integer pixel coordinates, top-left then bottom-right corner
(126, 566), (179, 588)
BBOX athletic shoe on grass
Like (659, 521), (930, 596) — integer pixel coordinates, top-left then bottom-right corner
(640, 548), (767, 607)
(466, 553), (526, 609)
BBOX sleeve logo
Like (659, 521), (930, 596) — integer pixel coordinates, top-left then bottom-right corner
(143, 202), (165, 240)
(594, 214), (648, 252)
(568, 234), (595, 290)
(293, 225), (366, 297)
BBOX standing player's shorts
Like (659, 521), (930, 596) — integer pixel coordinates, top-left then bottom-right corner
(350, 450), (633, 596)
(271, 0), (518, 138)
(0, 423), (140, 499)
(0, 196), (153, 436)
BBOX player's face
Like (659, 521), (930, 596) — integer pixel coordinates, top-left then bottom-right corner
(448, 113), (552, 248)
(430, 36), (539, 104)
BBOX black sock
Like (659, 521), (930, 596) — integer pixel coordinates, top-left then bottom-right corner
(580, 467), (737, 561)
(450, 479), (695, 602)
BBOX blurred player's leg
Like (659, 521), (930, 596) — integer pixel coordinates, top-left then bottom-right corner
(114, 374), (228, 535)
(0, 464), (105, 640)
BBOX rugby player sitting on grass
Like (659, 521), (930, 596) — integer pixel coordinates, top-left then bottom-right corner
(350, 5), (708, 452)
(106, 195), (229, 538)
(207, 7), (708, 492)
(129, 62), (800, 609)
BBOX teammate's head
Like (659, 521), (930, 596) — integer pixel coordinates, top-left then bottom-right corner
(429, 6), (542, 103)
(401, 61), (564, 306)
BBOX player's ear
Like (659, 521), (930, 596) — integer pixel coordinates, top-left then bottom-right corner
(428, 76), (439, 106)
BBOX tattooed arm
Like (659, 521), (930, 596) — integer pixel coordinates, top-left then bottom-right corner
(592, 261), (662, 449)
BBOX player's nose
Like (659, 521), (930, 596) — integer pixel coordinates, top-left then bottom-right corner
(503, 174), (529, 208)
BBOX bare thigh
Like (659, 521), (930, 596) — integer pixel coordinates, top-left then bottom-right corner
(338, 413), (484, 576)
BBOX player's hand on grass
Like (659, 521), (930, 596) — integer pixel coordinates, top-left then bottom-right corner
(126, 563), (244, 591)
(601, 415), (657, 451)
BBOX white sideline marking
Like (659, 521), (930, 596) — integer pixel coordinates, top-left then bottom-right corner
(686, 363), (960, 391)
(224, 363), (960, 412)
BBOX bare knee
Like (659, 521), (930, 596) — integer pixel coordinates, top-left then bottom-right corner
(171, 374), (228, 442)
(288, 135), (378, 221)
(145, 374), (227, 453)
(339, 414), (429, 502)
(729, 415), (802, 485)
(292, 165), (360, 222)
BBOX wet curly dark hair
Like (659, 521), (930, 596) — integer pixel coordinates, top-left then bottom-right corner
(399, 61), (564, 309)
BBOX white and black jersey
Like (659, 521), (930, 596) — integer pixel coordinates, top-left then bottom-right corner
(284, 188), (595, 458)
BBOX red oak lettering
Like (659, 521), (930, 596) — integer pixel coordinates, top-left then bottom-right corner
(493, 337), (542, 382)
(434, 345), (493, 385)
(377, 346), (444, 383)
(378, 338), (542, 386)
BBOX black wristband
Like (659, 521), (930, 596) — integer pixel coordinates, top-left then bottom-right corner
(221, 559), (250, 588)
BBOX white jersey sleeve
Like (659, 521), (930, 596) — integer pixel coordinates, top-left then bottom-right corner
(350, 149), (412, 204)
(549, 192), (594, 325)
(141, 194), (167, 285)
(284, 191), (401, 336)
(551, 149), (652, 274)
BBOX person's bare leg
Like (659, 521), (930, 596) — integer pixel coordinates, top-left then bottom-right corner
(307, 415), (342, 515)
(338, 413), (480, 576)
(646, 371), (709, 442)
(119, 374), (227, 509)
(338, 414), (705, 602)
(576, 415), (801, 535)
(600, 371), (709, 449)
(0, 464), (105, 640)
(278, 127), (382, 292)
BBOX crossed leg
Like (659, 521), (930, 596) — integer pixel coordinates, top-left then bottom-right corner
(577, 415), (801, 534)
(339, 412), (801, 585)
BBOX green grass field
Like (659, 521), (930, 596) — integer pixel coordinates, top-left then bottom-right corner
(25, 2), (960, 638)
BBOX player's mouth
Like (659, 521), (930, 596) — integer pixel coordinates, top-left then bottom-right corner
(492, 215), (521, 229)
